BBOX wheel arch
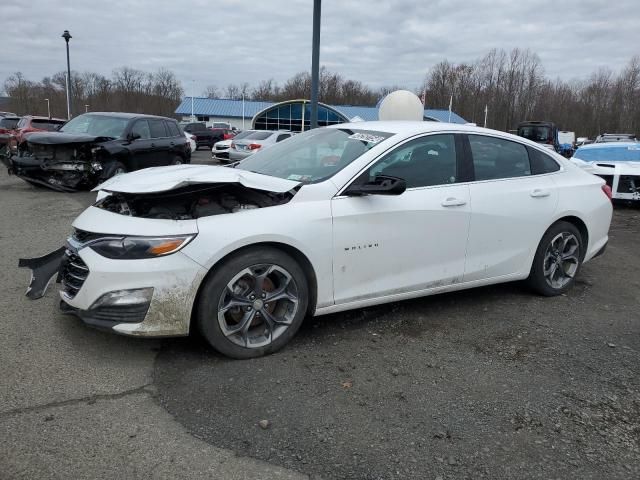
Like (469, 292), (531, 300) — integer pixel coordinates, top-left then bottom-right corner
(189, 241), (319, 332)
(554, 215), (589, 260)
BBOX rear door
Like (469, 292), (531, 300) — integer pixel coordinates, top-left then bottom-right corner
(463, 134), (559, 282)
(148, 119), (171, 165)
(128, 119), (154, 169)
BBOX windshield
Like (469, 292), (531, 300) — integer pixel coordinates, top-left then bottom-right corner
(237, 128), (394, 183)
(61, 114), (128, 138)
(574, 145), (640, 162)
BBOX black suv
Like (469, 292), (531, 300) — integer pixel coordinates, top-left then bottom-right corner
(6, 112), (190, 191)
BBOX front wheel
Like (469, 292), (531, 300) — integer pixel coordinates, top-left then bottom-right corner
(527, 221), (583, 296)
(196, 247), (309, 359)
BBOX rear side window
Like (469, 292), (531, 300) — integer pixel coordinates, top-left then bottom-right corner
(0, 118), (19, 129)
(528, 147), (560, 174)
(149, 119), (167, 138)
(469, 135), (530, 180)
(276, 134), (291, 142)
(165, 121), (180, 137)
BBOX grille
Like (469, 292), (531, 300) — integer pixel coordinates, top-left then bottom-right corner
(60, 249), (89, 298)
(617, 175), (640, 194)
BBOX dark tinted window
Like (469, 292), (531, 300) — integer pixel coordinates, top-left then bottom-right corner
(367, 134), (458, 188)
(31, 119), (65, 131)
(518, 125), (552, 142)
(149, 119), (167, 138)
(0, 117), (20, 129)
(165, 121), (180, 137)
(469, 135), (530, 180)
(276, 134), (291, 142)
(528, 147), (560, 174)
(131, 120), (151, 139)
(186, 123), (205, 132)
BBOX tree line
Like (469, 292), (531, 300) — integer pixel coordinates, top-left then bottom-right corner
(3, 48), (639, 137)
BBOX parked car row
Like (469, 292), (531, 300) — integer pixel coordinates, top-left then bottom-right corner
(3, 112), (190, 191)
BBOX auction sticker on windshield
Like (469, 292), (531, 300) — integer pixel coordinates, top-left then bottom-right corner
(348, 133), (386, 144)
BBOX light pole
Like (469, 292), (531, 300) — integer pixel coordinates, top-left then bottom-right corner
(309, 0), (321, 129)
(45, 98), (51, 119)
(191, 80), (195, 122)
(85, 104), (89, 113)
(62, 30), (72, 119)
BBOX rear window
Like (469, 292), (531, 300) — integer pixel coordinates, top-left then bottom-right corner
(187, 123), (206, 131)
(0, 117), (19, 129)
(518, 126), (552, 142)
(245, 131), (274, 140)
(31, 119), (65, 131)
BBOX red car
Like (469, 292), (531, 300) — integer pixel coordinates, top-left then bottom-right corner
(13, 115), (66, 148)
(210, 128), (237, 141)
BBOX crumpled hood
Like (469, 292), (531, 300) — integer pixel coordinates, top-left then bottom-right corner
(94, 164), (301, 194)
(25, 132), (113, 145)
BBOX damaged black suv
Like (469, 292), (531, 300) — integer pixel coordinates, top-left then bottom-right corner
(6, 112), (190, 191)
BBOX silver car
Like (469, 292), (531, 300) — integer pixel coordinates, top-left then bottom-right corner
(212, 130), (257, 163)
(228, 130), (293, 161)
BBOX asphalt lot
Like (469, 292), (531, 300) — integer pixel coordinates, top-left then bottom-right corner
(2, 149), (640, 479)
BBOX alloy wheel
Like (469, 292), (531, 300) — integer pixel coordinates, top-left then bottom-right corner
(543, 232), (580, 289)
(217, 264), (300, 348)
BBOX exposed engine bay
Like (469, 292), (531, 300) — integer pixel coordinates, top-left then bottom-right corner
(6, 138), (115, 191)
(95, 183), (296, 219)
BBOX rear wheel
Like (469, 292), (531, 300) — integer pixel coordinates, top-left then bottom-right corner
(170, 156), (183, 165)
(197, 247), (309, 359)
(527, 221), (583, 296)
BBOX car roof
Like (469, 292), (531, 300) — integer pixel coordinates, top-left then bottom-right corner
(328, 120), (509, 136)
(82, 112), (176, 121)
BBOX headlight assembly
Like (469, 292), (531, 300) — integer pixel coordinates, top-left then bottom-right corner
(88, 235), (196, 260)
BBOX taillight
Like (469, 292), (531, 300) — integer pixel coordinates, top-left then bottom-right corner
(248, 143), (261, 150)
(601, 184), (612, 201)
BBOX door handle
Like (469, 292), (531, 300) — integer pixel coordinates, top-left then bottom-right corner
(441, 197), (467, 207)
(170, 142), (175, 146)
(150, 143), (156, 148)
(530, 189), (550, 198)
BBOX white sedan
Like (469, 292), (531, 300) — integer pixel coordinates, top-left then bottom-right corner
(22, 122), (612, 359)
(184, 131), (197, 153)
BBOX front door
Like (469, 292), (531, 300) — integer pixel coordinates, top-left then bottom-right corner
(331, 133), (471, 305)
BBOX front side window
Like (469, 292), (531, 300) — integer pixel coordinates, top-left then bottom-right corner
(364, 134), (458, 188)
(237, 128), (394, 184)
(131, 120), (151, 140)
(469, 135), (530, 180)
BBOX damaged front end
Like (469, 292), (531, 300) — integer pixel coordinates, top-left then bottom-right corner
(7, 133), (113, 191)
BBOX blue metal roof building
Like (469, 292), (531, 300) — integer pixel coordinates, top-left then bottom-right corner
(175, 97), (467, 130)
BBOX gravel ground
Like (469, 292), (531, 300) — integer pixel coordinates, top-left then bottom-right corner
(155, 205), (640, 480)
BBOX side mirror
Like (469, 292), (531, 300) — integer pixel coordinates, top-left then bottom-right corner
(344, 175), (407, 196)
(128, 132), (141, 141)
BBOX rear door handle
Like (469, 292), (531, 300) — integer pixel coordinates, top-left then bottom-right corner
(441, 197), (467, 207)
(530, 189), (550, 198)
(150, 143), (156, 148)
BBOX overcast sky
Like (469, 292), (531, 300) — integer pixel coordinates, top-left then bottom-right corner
(1, 0), (638, 95)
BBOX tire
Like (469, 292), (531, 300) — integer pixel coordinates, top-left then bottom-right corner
(196, 247), (309, 359)
(170, 156), (183, 165)
(527, 221), (583, 296)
